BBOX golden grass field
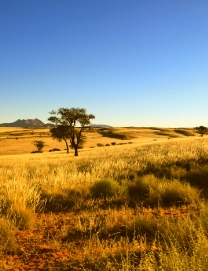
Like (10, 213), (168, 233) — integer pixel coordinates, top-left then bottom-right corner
(0, 126), (198, 155)
(1, 126), (208, 270)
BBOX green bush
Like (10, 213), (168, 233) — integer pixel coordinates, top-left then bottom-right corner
(90, 178), (121, 199)
(160, 180), (200, 206)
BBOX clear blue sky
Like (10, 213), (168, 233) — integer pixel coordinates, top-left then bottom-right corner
(1, 0), (208, 127)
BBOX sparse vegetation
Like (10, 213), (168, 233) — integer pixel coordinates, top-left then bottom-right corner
(97, 143), (104, 147)
(174, 128), (194, 136)
(31, 140), (46, 153)
(90, 178), (121, 199)
(1, 128), (208, 269)
(49, 148), (61, 152)
(98, 128), (134, 140)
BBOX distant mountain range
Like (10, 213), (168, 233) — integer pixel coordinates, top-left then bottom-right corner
(0, 119), (111, 128)
(0, 118), (54, 127)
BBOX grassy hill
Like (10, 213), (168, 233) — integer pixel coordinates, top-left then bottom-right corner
(0, 126), (197, 155)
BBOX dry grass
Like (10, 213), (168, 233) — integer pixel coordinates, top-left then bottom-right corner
(0, 126), (198, 155)
(1, 134), (208, 269)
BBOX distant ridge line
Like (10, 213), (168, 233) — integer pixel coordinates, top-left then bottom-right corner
(90, 124), (112, 128)
(0, 118), (54, 127)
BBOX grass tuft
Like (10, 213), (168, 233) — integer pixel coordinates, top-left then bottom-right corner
(90, 178), (121, 199)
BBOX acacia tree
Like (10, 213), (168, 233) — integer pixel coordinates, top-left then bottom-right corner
(195, 126), (208, 137)
(48, 107), (95, 156)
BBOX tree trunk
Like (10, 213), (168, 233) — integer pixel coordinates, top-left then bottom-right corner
(74, 147), (78, 156)
(64, 140), (69, 153)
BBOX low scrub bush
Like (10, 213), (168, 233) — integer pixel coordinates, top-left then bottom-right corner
(160, 180), (200, 206)
(97, 143), (104, 147)
(90, 178), (121, 199)
(128, 178), (150, 199)
(126, 174), (200, 208)
(49, 148), (61, 152)
(133, 215), (158, 241)
(41, 188), (75, 212)
(186, 164), (208, 186)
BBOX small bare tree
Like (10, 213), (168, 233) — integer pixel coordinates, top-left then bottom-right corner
(32, 140), (46, 153)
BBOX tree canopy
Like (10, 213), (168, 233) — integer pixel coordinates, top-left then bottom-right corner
(48, 107), (95, 156)
(195, 126), (208, 137)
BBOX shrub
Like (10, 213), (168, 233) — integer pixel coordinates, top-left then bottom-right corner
(105, 144), (110, 146)
(111, 142), (116, 145)
(128, 178), (150, 199)
(160, 180), (200, 206)
(127, 174), (200, 207)
(49, 148), (61, 152)
(133, 215), (158, 241)
(40, 188), (75, 212)
(32, 140), (46, 153)
(97, 143), (104, 147)
(90, 178), (121, 199)
(185, 164), (208, 186)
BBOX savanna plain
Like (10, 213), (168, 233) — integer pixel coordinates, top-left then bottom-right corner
(1, 127), (208, 270)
